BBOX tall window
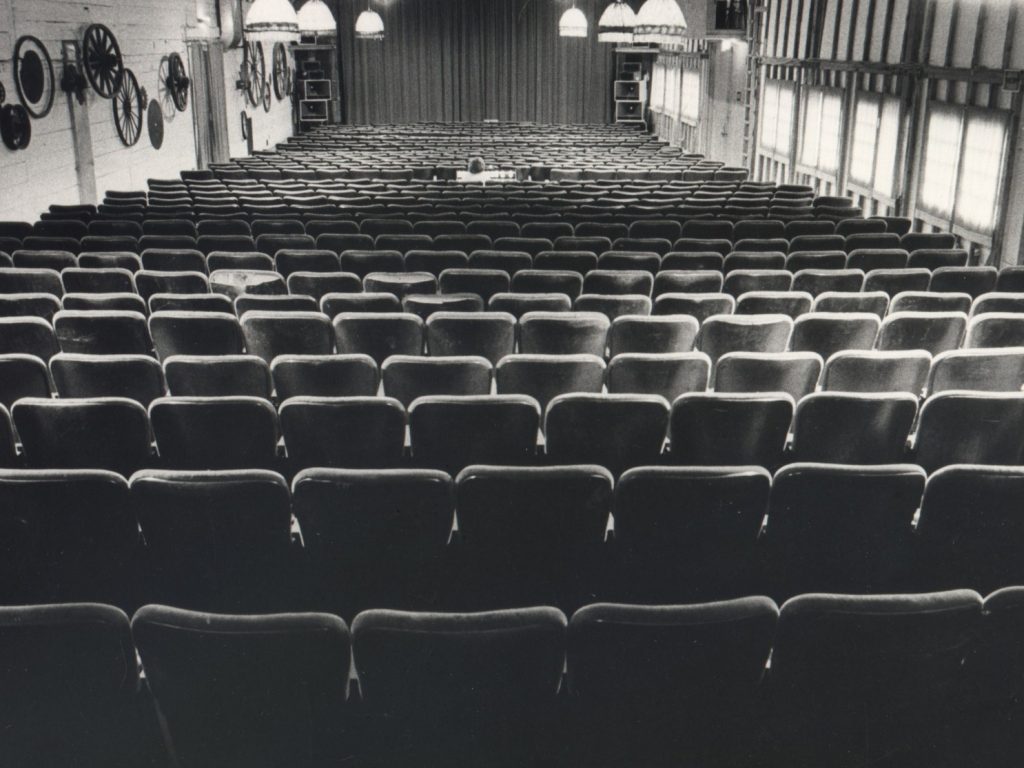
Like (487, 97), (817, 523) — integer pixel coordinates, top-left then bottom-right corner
(849, 93), (902, 200)
(919, 103), (1009, 235)
(680, 69), (700, 125)
(650, 62), (665, 113)
(759, 80), (795, 159)
(799, 88), (843, 175)
(665, 65), (680, 119)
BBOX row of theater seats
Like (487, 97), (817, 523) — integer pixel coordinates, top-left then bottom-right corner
(4, 303), (1024, 364)
(2, 461), (1020, 612)
(0, 227), (954, 259)
(19, 586), (1024, 768)
(4, 211), (918, 243)
(1, 389), (1022, 477)
(5, 341), (1022, 407)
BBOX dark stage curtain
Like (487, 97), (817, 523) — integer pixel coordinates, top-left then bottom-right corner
(333, 0), (618, 124)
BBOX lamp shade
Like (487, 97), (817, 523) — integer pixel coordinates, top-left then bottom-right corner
(298, 0), (337, 35)
(243, 0), (300, 39)
(634, 0), (687, 44)
(355, 9), (385, 40)
(598, 1), (637, 43)
(559, 6), (589, 37)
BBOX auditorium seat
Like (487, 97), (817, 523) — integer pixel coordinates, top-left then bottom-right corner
(653, 270), (724, 296)
(965, 312), (1024, 348)
(239, 311), (334, 362)
(889, 290), (972, 314)
(908, 248), (969, 270)
(13, 397), (152, 474)
(66, 292), (147, 313)
(333, 312), (424, 363)
(292, 467), (454, 616)
(0, 603), (143, 767)
(877, 311), (967, 354)
(545, 393), (669, 475)
(140, 248), (206, 273)
(274, 249), (340, 277)
(768, 590), (980, 768)
(339, 249), (404, 277)
(454, 465), (611, 609)
(916, 466), (1024, 593)
(133, 605), (351, 768)
(670, 392), (793, 467)
(812, 289), (889, 316)
(363, 271), (438, 298)
(913, 392), (1024, 471)
(513, 268), (584, 298)
(972, 292), (1024, 315)
(861, 265), (931, 296)
(714, 351), (822, 400)
(567, 598), (777, 767)
(440, 267), (511, 302)
(0, 268), (64, 296)
(821, 349), (931, 394)
(149, 293), (232, 313)
(130, 469), (292, 611)
(235, 294), (319, 314)
(697, 314), (793, 365)
(382, 355), (491, 406)
(519, 311), (610, 355)
(408, 395), (540, 473)
(0, 353), (50, 406)
(351, 606), (564, 766)
(496, 354), (605, 412)
(0, 317), (59, 359)
(489, 291), (572, 317)
(790, 392), (917, 463)
(134, 270), (209, 301)
(61, 266), (136, 295)
(927, 348), (1024, 393)
(722, 269), (793, 297)
(321, 292), (402, 315)
(279, 396), (405, 468)
(285, 272), (361, 301)
(425, 311), (516, 363)
(13, 250), (78, 270)
(270, 354), (378, 399)
(149, 396), (279, 470)
(163, 355), (272, 398)
(467, 250), (532, 275)
(606, 352), (710, 400)
(790, 268), (864, 296)
(207, 251), (275, 271)
(574, 293), (652, 319)
(149, 311), (245, 359)
(53, 310), (152, 356)
(50, 353), (165, 404)
(789, 312), (880, 359)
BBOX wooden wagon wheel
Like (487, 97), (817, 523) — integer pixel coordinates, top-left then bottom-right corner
(0, 104), (32, 151)
(166, 52), (190, 112)
(112, 68), (144, 146)
(14, 35), (55, 119)
(272, 42), (290, 101)
(243, 40), (265, 108)
(82, 24), (124, 99)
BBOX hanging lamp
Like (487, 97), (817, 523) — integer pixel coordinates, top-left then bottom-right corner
(243, 0), (300, 40)
(597, 1), (637, 43)
(298, 0), (337, 36)
(634, 0), (687, 45)
(355, 1), (385, 41)
(559, 2), (589, 37)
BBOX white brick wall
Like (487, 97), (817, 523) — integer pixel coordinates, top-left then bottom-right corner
(0, 0), (296, 223)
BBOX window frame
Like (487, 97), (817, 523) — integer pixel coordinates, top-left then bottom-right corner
(758, 79), (797, 163)
(795, 85), (845, 181)
(846, 91), (903, 205)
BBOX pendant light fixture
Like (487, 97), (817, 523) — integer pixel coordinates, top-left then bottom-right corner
(243, 0), (300, 40)
(559, 1), (589, 37)
(597, 0), (637, 43)
(355, 1), (385, 41)
(634, 0), (687, 45)
(298, 0), (337, 36)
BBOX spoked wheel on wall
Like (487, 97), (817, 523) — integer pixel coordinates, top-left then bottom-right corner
(244, 40), (266, 109)
(113, 68), (144, 146)
(82, 23), (124, 99)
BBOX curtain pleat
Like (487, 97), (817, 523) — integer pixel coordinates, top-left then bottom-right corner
(333, 0), (616, 124)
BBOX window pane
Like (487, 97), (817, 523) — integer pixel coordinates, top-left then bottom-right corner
(800, 91), (822, 167)
(873, 98), (901, 198)
(681, 70), (700, 123)
(760, 81), (778, 151)
(776, 84), (794, 157)
(818, 92), (843, 173)
(919, 107), (962, 218)
(651, 63), (664, 112)
(956, 111), (1008, 233)
(849, 96), (879, 186)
